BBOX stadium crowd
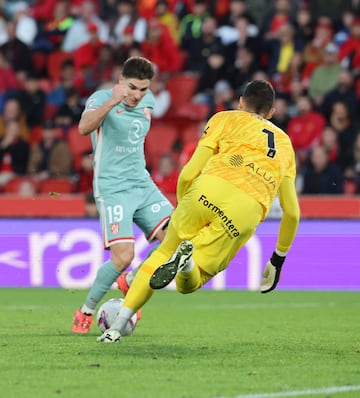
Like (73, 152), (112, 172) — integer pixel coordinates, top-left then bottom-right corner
(1, 0), (360, 206)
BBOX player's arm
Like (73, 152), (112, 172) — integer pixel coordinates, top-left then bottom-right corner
(261, 176), (300, 293)
(79, 82), (128, 136)
(276, 175), (300, 252)
(79, 99), (118, 136)
(176, 145), (214, 201)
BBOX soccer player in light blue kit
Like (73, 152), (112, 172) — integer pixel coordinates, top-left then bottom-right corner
(72, 57), (174, 333)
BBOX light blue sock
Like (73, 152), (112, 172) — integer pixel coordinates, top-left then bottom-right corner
(84, 260), (121, 311)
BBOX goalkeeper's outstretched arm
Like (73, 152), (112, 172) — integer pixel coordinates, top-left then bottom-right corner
(260, 176), (300, 293)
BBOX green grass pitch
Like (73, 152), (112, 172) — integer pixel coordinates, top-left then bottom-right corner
(0, 288), (359, 398)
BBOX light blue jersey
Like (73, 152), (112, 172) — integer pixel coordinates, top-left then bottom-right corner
(83, 88), (173, 247)
(84, 89), (155, 197)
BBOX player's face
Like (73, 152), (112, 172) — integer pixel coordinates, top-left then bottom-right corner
(122, 78), (150, 108)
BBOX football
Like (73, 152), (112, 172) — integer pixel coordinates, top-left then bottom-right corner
(96, 298), (138, 336)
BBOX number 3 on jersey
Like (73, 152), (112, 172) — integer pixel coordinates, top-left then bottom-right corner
(262, 128), (276, 159)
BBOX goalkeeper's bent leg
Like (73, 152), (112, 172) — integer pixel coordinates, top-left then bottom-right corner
(175, 261), (213, 294)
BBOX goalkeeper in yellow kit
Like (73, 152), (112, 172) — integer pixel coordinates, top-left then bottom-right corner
(98, 79), (300, 343)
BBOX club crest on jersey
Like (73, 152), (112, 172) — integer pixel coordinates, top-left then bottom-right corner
(110, 223), (120, 234)
(143, 107), (151, 120)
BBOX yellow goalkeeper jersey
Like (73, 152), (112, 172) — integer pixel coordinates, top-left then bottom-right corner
(198, 110), (296, 219)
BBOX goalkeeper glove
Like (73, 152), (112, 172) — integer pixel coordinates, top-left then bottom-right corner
(260, 251), (286, 294)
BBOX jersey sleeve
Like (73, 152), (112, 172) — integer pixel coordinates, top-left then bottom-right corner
(284, 138), (297, 180)
(276, 175), (300, 252)
(198, 111), (228, 151)
(83, 90), (109, 113)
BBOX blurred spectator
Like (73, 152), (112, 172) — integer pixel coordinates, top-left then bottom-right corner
(54, 87), (83, 131)
(286, 76), (306, 116)
(27, 120), (73, 182)
(274, 51), (304, 95)
(12, 1), (38, 47)
(343, 133), (360, 194)
(73, 22), (106, 72)
(0, 20), (34, 77)
(141, 18), (183, 75)
(62, 1), (109, 52)
(154, 0), (180, 45)
(227, 46), (257, 93)
(333, 8), (356, 47)
(33, 0), (74, 52)
(0, 97), (29, 141)
(271, 96), (290, 131)
(321, 125), (339, 163)
(92, 43), (116, 84)
(149, 70), (171, 120)
(17, 74), (46, 128)
(213, 79), (235, 112)
(183, 16), (225, 73)
(75, 150), (93, 193)
(218, 0), (256, 27)
(287, 94), (326, 164)
(293, 6), (314, 51)
(30, 0), (58, 23)
(0, 120), (30, 189)
(46, 59), (77, 106)
(302, 145), (344, 194)
(308, 42), (342, 107)
(99, 0), (120, 26)
(0, 11), (6, 45)
(329, 101), (358, 171)
(320, 68), (358, 121)
(112, 0), (147, 45)
(223, 15), (261, 64)
(265, 23), (303, 86)
(152, 152), (179, 195)
(194, 47), (231, 110)
(261, 0), (293, 40)
(339, 16), (360, 73)
(302, 16), (334, 80)
(113, 25), (141, 65)
(179, 0), (210, 49)
(0, 52), (20, 93)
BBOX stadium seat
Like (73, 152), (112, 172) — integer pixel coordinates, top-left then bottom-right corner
(175, 102), (210, 121)
(47, 50), (73, 82)
(166, 73), (199, 107)
(40, 178), (75, 194)
(4, 176), (39, 194)
(180, 122), (204, 146)
(43, 103), (59, 120)
(66, 125), (93, 171)
(29, 125), (43, 144)
(32, 52), (47, 76)
(145, 123), (178, 171)
(29, 124), (63, 144)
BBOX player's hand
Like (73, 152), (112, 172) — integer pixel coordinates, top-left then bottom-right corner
(112, 80), (128, 104)
(260, 252), (285, 294)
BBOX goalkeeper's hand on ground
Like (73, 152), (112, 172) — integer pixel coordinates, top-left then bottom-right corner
(260, 251), (286, 294)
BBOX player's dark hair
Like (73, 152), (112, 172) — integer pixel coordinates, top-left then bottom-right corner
(122, 56), (155, 80)
(242, 80), (275, 115)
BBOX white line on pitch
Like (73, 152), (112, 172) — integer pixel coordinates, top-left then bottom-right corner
(216, 385), (360, 398)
